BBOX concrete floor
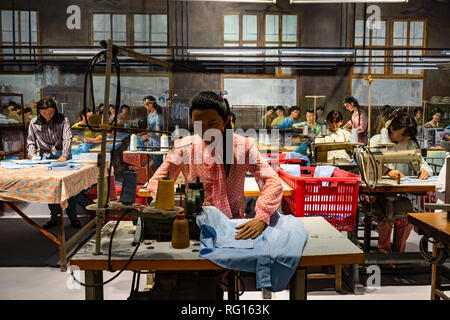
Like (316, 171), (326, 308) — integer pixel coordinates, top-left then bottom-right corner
(0, 203), (444, 300)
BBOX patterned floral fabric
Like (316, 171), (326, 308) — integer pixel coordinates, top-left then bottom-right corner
(147, 134), (283, 225)
(0, 163), (98, 209)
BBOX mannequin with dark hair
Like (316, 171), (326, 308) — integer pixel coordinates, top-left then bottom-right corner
(262, 106), (276, 129)
(369, 112), (433, 255)
(27, 98), (84, 229)
(343, 96), (368, 144)
(143, 91), (283, 299)
(142, 95), (165, 170)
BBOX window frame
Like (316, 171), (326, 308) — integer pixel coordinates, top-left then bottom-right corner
(0, 9), (40, 63)
(132, 13), (168, 56)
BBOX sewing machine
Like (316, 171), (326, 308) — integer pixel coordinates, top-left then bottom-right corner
(355, 148), (422, 183)
(132, 177), (204, 245)
(314, 142), (362, 163)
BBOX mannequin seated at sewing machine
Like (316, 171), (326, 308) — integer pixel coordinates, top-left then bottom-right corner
(360, 113), (433, 255)
(313, 111), (360, 163)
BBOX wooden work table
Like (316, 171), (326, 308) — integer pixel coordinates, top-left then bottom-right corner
(408, 212), (450, 300)
(360, 177), (437, 193)
(70, 216), (364, 300)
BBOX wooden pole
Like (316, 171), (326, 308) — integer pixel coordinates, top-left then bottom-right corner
(368, 81), (372, 146)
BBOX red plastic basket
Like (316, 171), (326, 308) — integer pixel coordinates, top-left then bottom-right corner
(278, 163), (361, 231)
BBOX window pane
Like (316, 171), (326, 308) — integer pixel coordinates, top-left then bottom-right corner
(371, 21), (386, 46)
(393, 49), (407, 74)
(20, 11), (30, 43)
(354, 49), (369, 74)
(151, 15), (167, 43)
(408, 50), (422, 74)
(371, 50), (385, 74)
(2, 48), (13, 60)
(410, 21), (424, 47)
(134, 14), (149, 42)
(242, 15), (257, 41)
(150, 45), (167, 55)
(93, 14), (110, 33)
(224, 15), (239, 41)
(112, 15), (126, 41)
(2, 11), (13, 42)
(354, 20), (369, 46)
(265, 15), (279, 42)
(282, 15), (297, 42)
(393, 21), (407, 46)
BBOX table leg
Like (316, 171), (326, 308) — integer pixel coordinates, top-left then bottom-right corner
(289, 268), (307, 300)
(335, 265), (342, 292)
(364, 215), (372, 252)
(57, 205), (67, 272)
(431, 242), (442, 300)
(85, 270), (104, 300)
(227, 271), (237, 301)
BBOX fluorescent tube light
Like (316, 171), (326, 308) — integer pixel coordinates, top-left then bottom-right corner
(280, 57), (346, 62)
(290, 0), (407, 3)
(419, 57), (450, 63)
(187, 49), (265, 55)
(187, 0), (275, 3)
(195, 56), (265, 61)
(279, 48), (355, 56)
(49, 49), (102, 55)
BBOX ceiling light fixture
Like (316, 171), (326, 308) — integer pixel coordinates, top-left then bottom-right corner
(187, 49), (265, 55)
(279, 48), (355, 56)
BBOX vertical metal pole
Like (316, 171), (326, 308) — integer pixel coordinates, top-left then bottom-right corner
(368, 81), (372, 146)
(94, 39), (113, 255)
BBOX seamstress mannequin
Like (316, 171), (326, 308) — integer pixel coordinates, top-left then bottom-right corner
(278, 106), (301, 129)
(343, 96), (368, 144)
(315, 110), (351, 160)
(261, 106), (275, 129)
(141, 96), (164, 170)
(143, 91), (283, 300)
(292, 109), (321, 135)
(369, 112), (432, 255)
(27, 98), (82, 229)
(72, 109), (102, 143)
(270, 105), (286, 128)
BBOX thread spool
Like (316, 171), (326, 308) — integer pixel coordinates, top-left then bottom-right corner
(120, 170), (137, 204)
(161, 134), (170, 151)
(155, 176), (175, 211)
(302, 126), (309, 136)
(321, 125), (328, 136)
(172, 212), (190, 249)
(350, 128), (359, 143)
(130, 134), (137, 151)
(380, 128), (390, 144)
(107, 174), (117, 201)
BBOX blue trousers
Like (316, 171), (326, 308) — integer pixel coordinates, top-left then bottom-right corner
(41, 150), (87, 220)
(149, 137), (163, 171)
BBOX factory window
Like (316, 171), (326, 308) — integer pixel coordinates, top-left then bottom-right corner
(133, 14), (167, 56)
(223, 14), (258, 47)
(92, 14), (127, 46)
(0, 10), (38, 61)
(392, 20), (425, 75)
(264, 14), (298, 66)
(353, 19), (387, 75)
(353, 19), (426, 77)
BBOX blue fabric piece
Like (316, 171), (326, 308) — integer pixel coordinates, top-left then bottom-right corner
(196, 206), (308, 292)
(278, 117), (297, 129)
(400, 176), (438, 184)
(284, 152), (311, 166)
(294, 142), (310, 157)
(280, 164), (301, 177)
(47, 163), (83, 171)
(313, 166), (336, 178)
(313, 165), (336, 187)
(72, 142), (93, 155)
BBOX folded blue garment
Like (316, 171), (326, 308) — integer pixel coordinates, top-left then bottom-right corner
(280, 164), (301, 177)
(48, 163), (83, 171)
(284, 152), (311, 166)
(400, 176), (438, 184)
(313, 165), (336, 187)
(196, 206), (308, 292)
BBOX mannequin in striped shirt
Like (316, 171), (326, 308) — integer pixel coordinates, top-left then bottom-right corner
(27, 98), (82, 229)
